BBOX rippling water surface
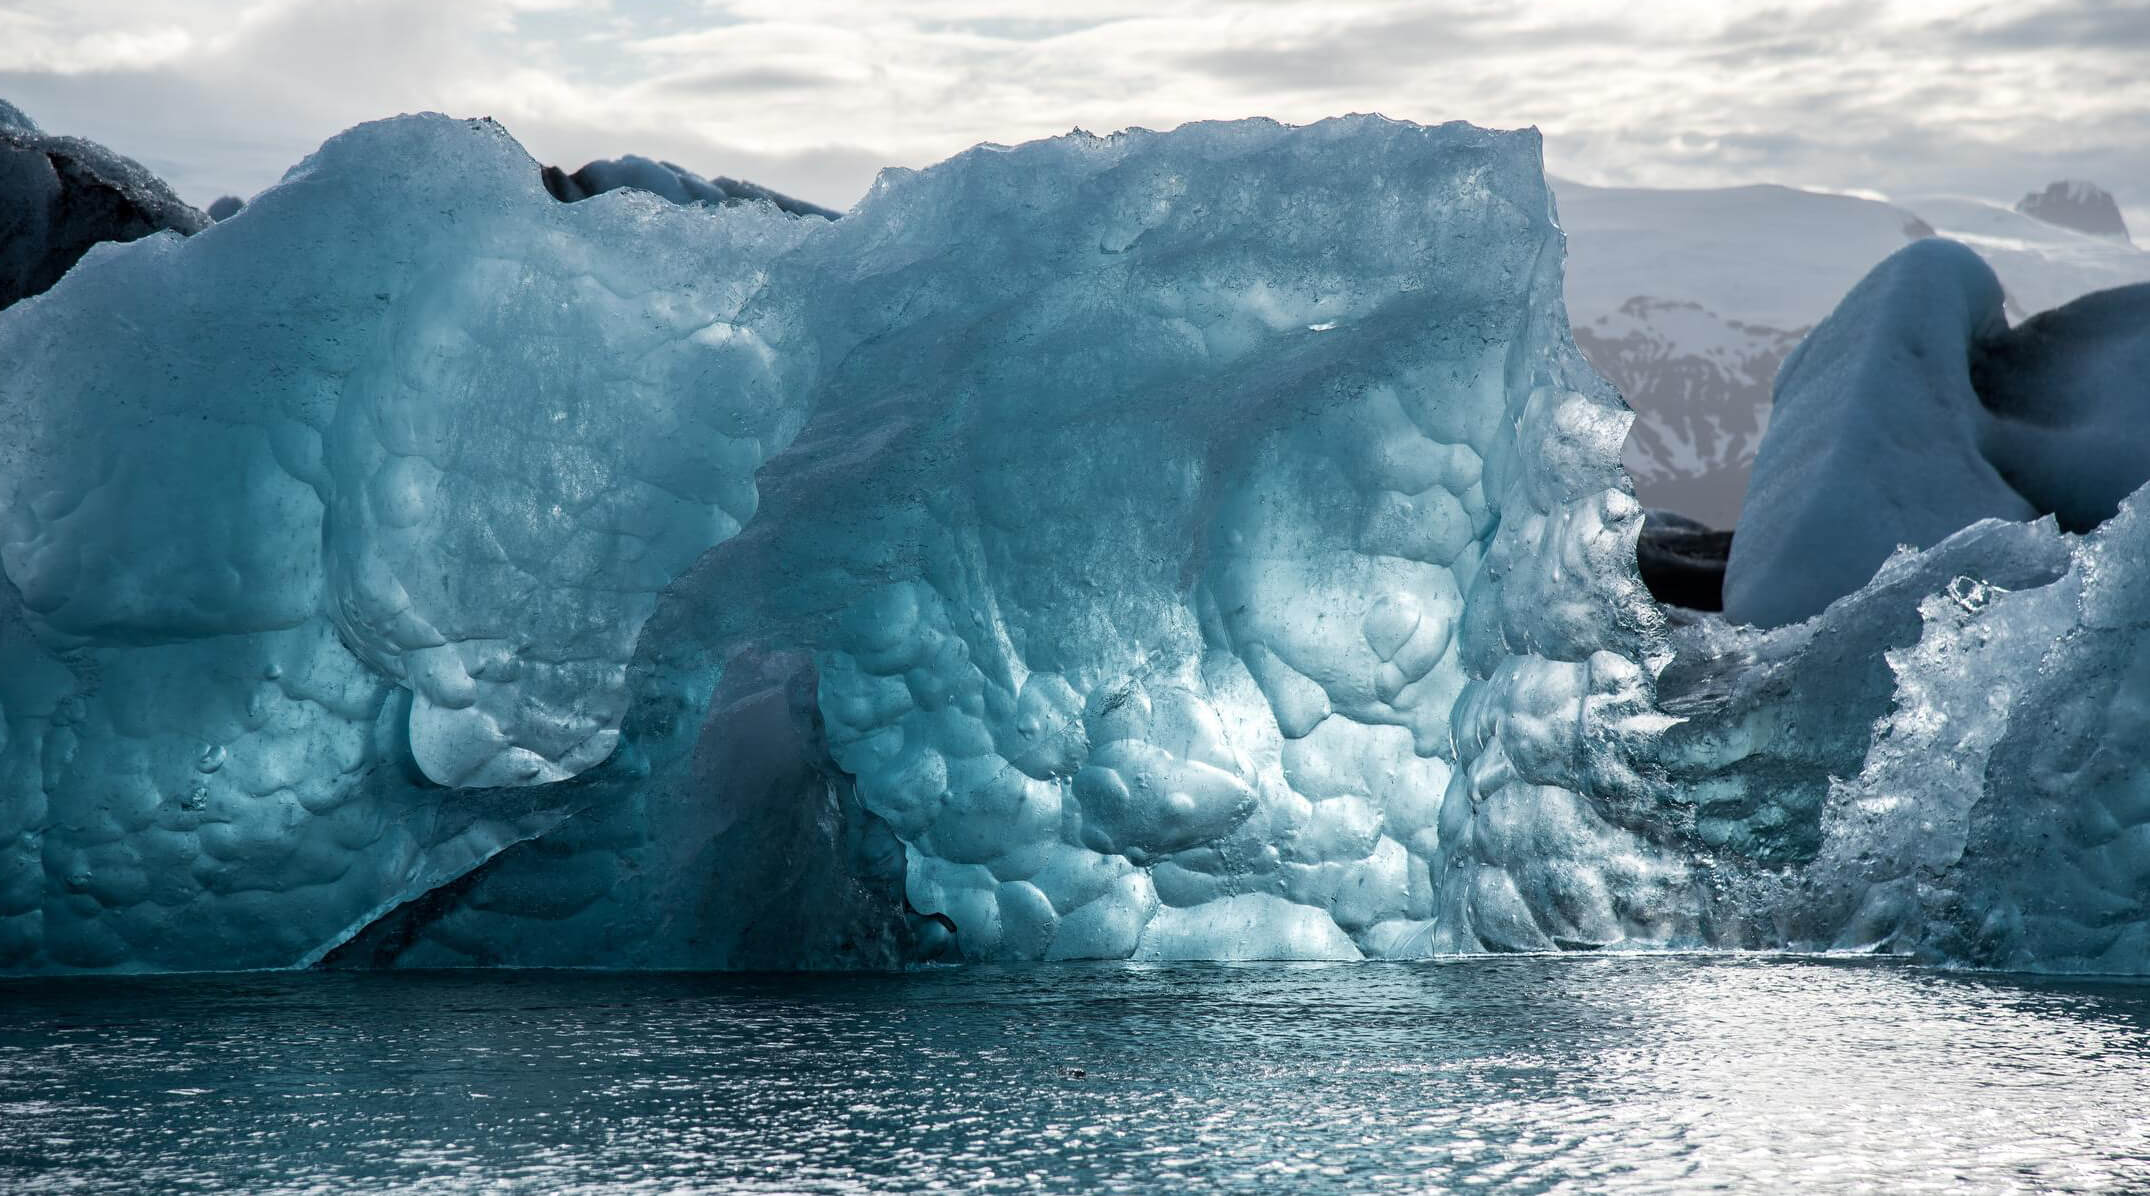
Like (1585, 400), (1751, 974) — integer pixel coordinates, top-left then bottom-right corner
(2, 956), (2147, 1192)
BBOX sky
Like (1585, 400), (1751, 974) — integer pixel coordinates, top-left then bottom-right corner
(1, 0), (2146, 229)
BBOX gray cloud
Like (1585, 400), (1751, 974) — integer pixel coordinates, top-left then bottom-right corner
(656, 66), (850, 96)
(1951, 0), (2150, 50)
(0, 0), (2140, 227)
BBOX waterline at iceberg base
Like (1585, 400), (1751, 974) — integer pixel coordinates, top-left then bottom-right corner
(0, 113), (2140, 976)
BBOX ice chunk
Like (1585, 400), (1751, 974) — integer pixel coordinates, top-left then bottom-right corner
(1975, 283), (2150, 531)
(1726, 239), (2150, 628)
(1655, 499), (2150, 973)
(0, 106), (207, 310)
(1724, 241), (2036, 627)
(543, 154), (840, 220)
(1635, 509), (1730, 611)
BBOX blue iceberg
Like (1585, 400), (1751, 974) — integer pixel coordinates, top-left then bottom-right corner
(2, 109), (2145, 976)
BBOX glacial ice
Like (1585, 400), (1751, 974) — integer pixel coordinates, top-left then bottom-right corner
(0, 104), (209, 310)
(1726, 238), (2150, 628)
(3, 108), (2148, 976)
(542, 154), (841, 220)
(3, 110), (1682, 971)
(1724, 240), (2036, 627)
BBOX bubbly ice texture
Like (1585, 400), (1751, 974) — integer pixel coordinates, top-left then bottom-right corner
(2, 111), (1686, 971)
(5, 110), (2148, 976)
(337, 113), (1682, 968)
(0, 114), (822, 970)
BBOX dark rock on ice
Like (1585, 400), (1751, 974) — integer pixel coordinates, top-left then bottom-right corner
(542, 155), (840, 220)
(0, 108), (208, 309)
(207, 195), (244, 222)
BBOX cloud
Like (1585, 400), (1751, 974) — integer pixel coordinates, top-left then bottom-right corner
(0, 0), (2140, 224)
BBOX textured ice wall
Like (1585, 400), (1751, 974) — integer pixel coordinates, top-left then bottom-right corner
(26, 109), (2138, 977)
(1647, 250), (2150, 973)
(774, 118), (1676, 961)
(63, 112), (1684, 972)
(1656, 504), (2150, 973)
(0, 114), (823, 971)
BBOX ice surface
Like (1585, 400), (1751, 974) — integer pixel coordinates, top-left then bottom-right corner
(1726, 239), (2150, 628)
(1976, 283), (2150, 531)
(6, 109), (2148, 976)
(1724, 240), (2034, 627)
(1657, 503), (2150, 972)
(0, 110), (208, 309)
(3, 111), (1690, 971)
(338, 114), (1679, 967)
(0, 114), (819, 970)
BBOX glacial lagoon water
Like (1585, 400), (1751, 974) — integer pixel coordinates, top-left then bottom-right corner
(2, 957), (2146, 1193)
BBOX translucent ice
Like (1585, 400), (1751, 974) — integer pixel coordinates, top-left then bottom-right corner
(7, 109), (2146, 977)
(3, 111), (1684, 971)
(0, 114), (820, 970)
(336, 115), (1678, 968)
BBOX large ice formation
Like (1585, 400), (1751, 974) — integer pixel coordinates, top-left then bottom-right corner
(0, 103), (209, 310)
(3, 110), (2147, 976)
(1725, 238), (2150, 628)
(1568, 179), (2150, 528)
(2, 111), (1679, 971)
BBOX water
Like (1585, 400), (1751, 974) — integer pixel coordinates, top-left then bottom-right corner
(1, 956), (2146, 1193)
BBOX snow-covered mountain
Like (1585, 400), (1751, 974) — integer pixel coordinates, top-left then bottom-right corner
(1558, 180), (2150, 526)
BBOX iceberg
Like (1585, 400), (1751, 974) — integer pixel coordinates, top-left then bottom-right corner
(542, 154), (841, 220)
(3, 107), (2146, 976)
(0, 114), (821, 970)
(1726, 238), (2150, 627)
(3, 111), (1681, 971)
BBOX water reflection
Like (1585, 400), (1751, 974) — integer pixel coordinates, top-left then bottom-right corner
(1, 957), (2146, 1192)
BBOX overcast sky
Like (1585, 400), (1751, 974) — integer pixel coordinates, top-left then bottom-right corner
(2, 0), (2145, 228)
